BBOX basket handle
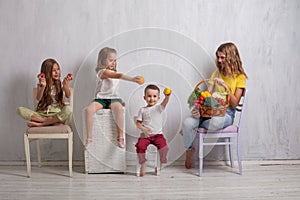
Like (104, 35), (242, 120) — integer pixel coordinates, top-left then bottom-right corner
(194, 79), (231, 105)
(193, 79), (210, 92)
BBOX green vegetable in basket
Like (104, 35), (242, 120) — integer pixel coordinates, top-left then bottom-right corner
(187, 88), (201, 109)
(203, 96), (219, 107)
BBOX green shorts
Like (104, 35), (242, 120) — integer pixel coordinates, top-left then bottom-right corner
(93, 98), (122, 109)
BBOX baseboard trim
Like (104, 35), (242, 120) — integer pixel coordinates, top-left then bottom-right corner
(1, 159), (300, 166)
(0, 160), (84, 166)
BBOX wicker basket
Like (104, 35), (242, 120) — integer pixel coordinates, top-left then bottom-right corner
(193, 79), (230, 118)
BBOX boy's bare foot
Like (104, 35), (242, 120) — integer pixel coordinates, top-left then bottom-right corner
(140, 162), (146, 177)
(185, 147), (195, 169)
(117, 137), (125, 148)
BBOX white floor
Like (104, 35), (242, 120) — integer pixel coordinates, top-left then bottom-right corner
(0, 161), (300, 200)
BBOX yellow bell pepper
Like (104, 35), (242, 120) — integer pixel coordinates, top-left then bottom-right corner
(201, 91), (211, 98)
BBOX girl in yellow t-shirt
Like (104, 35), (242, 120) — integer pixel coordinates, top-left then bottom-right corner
(183, 42), (248, 169)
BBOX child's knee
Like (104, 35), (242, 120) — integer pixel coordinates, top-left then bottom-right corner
(16, 107), (32, 120)
(16, 107), (22, 115)
(135, 142), (147, 152)
(159, 145), (169, 153)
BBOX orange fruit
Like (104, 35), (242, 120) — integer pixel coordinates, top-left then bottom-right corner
(139, 76), (145, 85)
(164, 87), (171, 95)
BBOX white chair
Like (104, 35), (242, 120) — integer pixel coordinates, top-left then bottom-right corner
(136, 144), (160, 177)
(193, 89), (247, 176)
(134, 117), (160, 176)
(24, 88), (73, 177)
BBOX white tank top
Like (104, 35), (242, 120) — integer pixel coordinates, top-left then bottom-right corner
(95, 69), (120, 99)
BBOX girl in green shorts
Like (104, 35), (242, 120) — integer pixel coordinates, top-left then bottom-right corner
(84, 47), (143, 148)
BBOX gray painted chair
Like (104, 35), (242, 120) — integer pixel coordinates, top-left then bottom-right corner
(193, 89), (247, 176)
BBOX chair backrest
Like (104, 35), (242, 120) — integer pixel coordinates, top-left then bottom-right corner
(234, 89), (248, 128)
(33, 87), (73, 109)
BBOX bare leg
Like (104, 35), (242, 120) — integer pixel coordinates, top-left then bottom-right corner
(27, 116), (61, 127)
(110, 102), (125, 148)
(30, 114), (46, 123)
(84, 102), (103, 148)
(185, 147), (195, 169)
(140, 162), (146, 177)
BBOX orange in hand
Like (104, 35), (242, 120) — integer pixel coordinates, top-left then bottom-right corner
(164, 87), (171, 95)
(138, 76), (145, 85)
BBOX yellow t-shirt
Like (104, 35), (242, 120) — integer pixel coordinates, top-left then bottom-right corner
(210, 70), (246, 94)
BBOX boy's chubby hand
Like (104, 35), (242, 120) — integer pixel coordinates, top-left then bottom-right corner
(140, 126), (152, 137)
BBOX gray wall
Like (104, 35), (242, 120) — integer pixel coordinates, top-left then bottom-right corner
(0, 0), (299, 162)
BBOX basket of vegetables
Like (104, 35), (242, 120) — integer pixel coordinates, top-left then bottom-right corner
(188, 79), (230, 118)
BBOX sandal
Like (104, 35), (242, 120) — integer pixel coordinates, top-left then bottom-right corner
(117, 137), (125, 148)
(85, 138), (92, 149)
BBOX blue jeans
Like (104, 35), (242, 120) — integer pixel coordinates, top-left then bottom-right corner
(182, 107), (235, 149)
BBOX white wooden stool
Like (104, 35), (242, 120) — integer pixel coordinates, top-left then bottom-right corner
(136, 144), (160, 176)
(84, 109), (126, 173)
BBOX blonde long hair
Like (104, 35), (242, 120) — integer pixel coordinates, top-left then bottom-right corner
(95, 47), (117, 74)
(215, 42), (248, 78)
(36, 58), (65, 111)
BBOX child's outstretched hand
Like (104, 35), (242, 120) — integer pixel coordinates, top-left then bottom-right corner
(133, 76), (144, 85)
(37, 73), (46, 87)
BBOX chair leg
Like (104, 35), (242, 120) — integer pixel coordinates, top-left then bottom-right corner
(24, 134), (31, 178)
(199, 134), (204, 177)
(68, 133), (73, 177)
(36, 139), (42, 168)
(237, 138), (242, 175)
(228, 138), (234, 168)
(136, 162), (141, 177)
(191, 135), (197, 168)
(155, 151), (160, 176)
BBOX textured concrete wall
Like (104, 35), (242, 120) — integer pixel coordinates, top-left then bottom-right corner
(0, 0), (299, 162)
